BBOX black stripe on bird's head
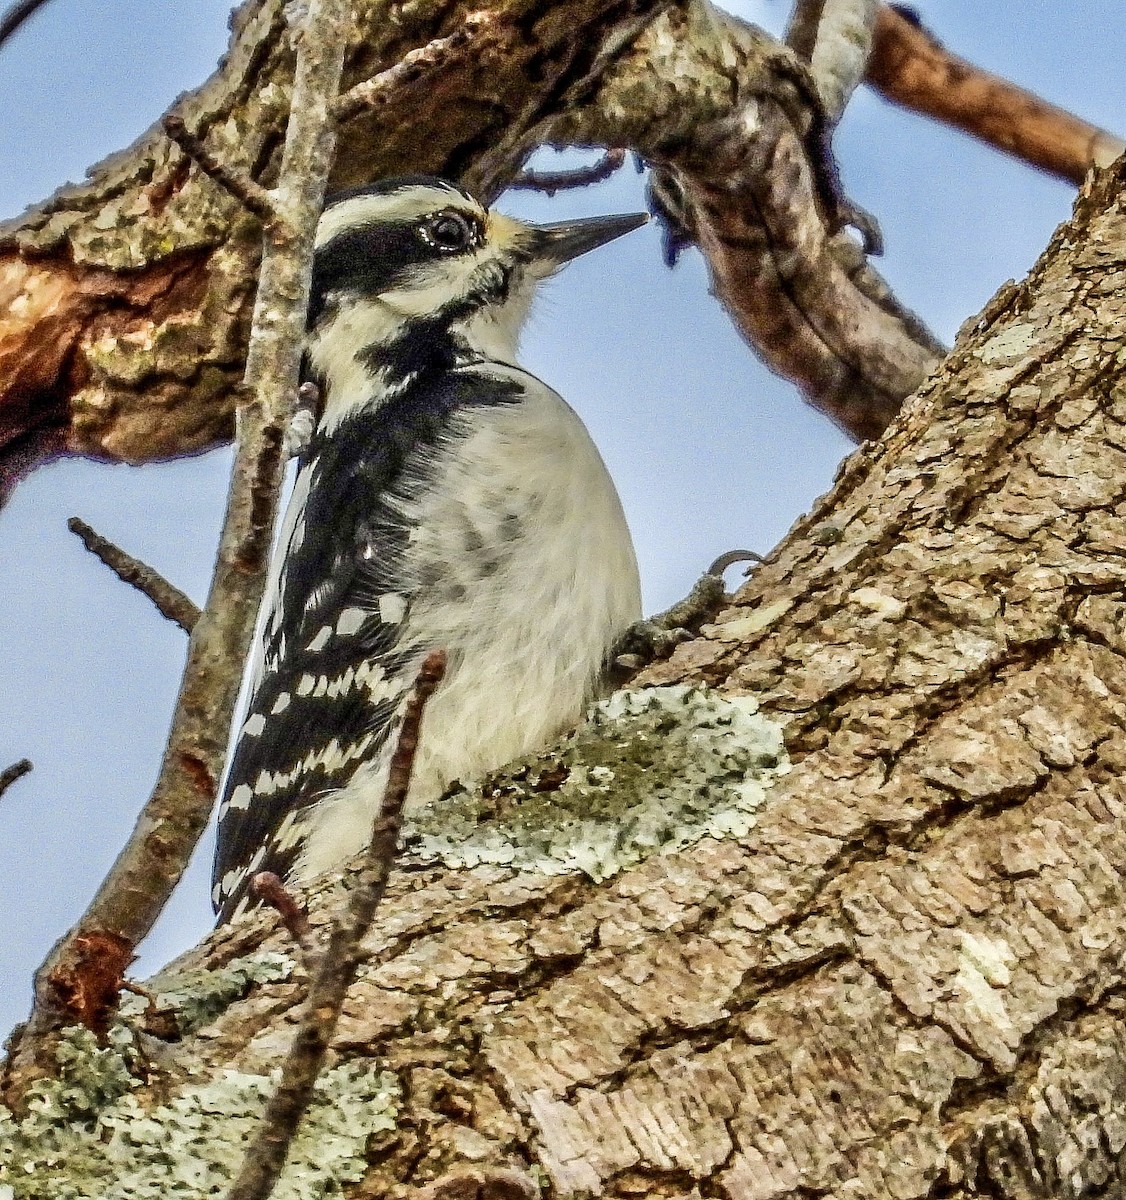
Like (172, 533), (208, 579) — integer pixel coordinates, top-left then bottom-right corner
(305, 176), (647, 420)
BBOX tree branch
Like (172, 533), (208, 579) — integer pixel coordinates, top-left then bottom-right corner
(0, 0), (52, 51)
(67, 516), (200, 634)
(1, 0), (1120, 472)
(554, 4), (944, 440)
(0, 758), (31, 801)
(162, 115), (280, 224)
(224, 651), (447, 1200)
(2, 0), (352, 1104)
(787, 0), (879, 123)
(866, 4), (1126, 185)
(250, 872), (317, 965)
(510, 149), (626, 196)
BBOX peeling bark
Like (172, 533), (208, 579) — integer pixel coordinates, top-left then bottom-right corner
(5, 158), (1126, 1198)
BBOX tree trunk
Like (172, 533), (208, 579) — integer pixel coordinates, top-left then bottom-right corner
(3, 148), (1124, 1199)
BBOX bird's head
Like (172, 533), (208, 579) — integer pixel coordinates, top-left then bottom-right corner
(306, 176), (646, 423)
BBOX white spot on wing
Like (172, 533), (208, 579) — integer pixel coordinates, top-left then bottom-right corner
(227, 783), (253, 813)
(307, 625), (332, 652)
(336, 607), (367, 636)
(378, 593), (406, 624)
(272, 691), (291, 714)
(241, 713), (266, 738)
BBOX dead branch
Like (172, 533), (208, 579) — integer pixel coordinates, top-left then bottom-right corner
(0, 758), (31, 801)
(510, 148), (626, 195)
(0, 0), (52, 51)
(67, 516), (200, 634)
(1, 0), (352, 1104)
(250, 872), (317, 965)
(224, 651), (447, 1200)
(866, 4), (1126, 185)
(162, 115), (280, 224)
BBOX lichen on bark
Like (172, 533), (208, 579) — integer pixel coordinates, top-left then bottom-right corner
(404, 684), (790, 880)
(0, 1022), (399, 1200)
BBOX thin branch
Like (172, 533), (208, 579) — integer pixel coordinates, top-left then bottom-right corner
(67, 517), (200, 634)
(250, 872), (317, 965)
(667, 102), (943, 441)
(332, 14), (494, 123)
(510, 149), (626, 196)
(0, 759), (32, 801)
(866, 4), (1126, 185)
(2, 0), (352, 1105)
(0, 0), (52, 51)
(225, 651), (447, 1200)
(162, 115), (279, 224)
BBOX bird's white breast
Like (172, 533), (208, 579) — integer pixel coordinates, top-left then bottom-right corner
(295, 365), (641, 881)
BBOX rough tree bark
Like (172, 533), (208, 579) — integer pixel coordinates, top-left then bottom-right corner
(3, 137), (1125, 1200)
(4, 1), (1126, 1196)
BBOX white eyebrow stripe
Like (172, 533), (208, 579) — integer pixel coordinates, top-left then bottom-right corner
(315, 186), (483, 248)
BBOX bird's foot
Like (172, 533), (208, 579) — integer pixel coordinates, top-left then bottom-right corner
(611, 550), (763, 678)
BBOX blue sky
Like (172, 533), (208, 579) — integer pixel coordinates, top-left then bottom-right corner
(1, 2), (1123, 1036)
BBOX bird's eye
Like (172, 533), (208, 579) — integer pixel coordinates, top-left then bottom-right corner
(420, 210), (477, 253)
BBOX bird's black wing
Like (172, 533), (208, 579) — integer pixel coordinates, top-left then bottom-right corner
(212, 368), (522, 920)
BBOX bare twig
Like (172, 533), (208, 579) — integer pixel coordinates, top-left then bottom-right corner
(162, 115), (279, 224)
(866, 4), (1125, 184)
(785, 0), (825, 61)
(332, 15), (494, 123)
(2, 0), (352, 1105)
(67, 517), (200, 634)
(787, 0), (879, 123)
(707, 548), (764, 577)
(250, 872), (317, 964)
(225, 650), (447, 1200)
(0, 0), (52, 51)
(0, 759), (32, 801)
(510, 149), (626, 196)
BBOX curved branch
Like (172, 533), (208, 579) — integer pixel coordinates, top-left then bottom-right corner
(555, 2), (943, 438)
(0, 0), (1120, 476)
(0, 0), (53, 51)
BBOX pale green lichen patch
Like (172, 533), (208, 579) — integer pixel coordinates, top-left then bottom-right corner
(0, 1025), (399, 1200)
(404, 685), (789, 882)
(121, 950), (295, 1036)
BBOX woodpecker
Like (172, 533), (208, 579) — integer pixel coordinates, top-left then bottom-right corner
(212, 176), (645, 921)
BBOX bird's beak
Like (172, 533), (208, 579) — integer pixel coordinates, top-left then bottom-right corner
(532, 212), (649, 265)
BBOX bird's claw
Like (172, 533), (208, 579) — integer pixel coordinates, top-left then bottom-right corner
(611, 551), (763, 679)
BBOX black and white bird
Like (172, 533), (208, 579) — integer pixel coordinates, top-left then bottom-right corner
(212, 176), (645, 921)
